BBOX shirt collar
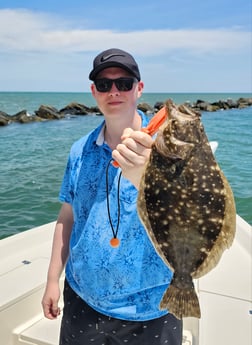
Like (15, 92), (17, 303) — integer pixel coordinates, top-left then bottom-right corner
(96, 123), (106, 146)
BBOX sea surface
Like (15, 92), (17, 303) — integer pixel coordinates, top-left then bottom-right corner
(0, 92), (251, 239)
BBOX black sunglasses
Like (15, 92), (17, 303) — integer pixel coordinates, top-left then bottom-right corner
(94, 77), (137, 92)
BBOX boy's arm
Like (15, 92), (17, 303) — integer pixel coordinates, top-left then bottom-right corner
(41, 202), (73, 319)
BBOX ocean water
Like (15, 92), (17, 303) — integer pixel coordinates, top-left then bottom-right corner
(0, 92), (251, 239)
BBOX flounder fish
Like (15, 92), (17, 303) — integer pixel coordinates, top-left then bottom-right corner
(137, 99), (236, 319)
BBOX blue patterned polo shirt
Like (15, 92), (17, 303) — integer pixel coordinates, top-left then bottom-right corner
(59, 110), (173, 321)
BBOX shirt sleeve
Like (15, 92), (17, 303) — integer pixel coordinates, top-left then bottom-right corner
(58, 136), (85, 204)
(59, 155), (74, 204)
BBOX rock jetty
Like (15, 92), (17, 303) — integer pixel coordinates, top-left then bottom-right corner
(0, 98), (251, 127)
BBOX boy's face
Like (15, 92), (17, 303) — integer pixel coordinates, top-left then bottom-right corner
(91, 67), (144, 119)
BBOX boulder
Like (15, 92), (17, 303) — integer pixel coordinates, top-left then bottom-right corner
(0, 111), (11, 126)
(237, 97), (252, 108)
(35, 105), (62, 120)
(18, 113), (43, 124)
(211, 100), (230, 110)
(193, 100), (211, 111)
(12, 110), (30, 121)
(153, 101), (164, 111)
(88, 106), (102, 114)
(226, 98), (238, 108)
(59, 102), (90, 115)
(137, 102), (154, 114)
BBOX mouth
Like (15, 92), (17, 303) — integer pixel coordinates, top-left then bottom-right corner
(107, 101), (123, 106)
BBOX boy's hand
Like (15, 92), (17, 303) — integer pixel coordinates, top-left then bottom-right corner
(112, 128), (153, 189)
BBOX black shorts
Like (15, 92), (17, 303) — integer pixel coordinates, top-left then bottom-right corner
(59, 280), (182, 345)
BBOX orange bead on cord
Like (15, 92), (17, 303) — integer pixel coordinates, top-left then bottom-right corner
(110, 237), (120, 247)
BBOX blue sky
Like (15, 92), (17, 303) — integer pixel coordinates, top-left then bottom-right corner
(0, 0), (251, 92)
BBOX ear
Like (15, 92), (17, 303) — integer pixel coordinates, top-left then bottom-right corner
(137, 81), (144, 98)
(91, 83), (96, 97)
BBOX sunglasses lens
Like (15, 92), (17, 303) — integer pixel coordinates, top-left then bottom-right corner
(94, 78), (136, 92)
(115, 78), (134, 91)
(95, 79), (113, 92)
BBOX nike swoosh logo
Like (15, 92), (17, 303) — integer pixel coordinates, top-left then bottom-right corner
(101, 54), (124, 62)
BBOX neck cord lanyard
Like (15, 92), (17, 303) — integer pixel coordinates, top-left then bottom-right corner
(106, 159), (122, 247)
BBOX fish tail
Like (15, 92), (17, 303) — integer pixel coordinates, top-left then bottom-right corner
(160, 283), (201, 319)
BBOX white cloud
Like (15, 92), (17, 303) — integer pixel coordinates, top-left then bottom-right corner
(0, 9), (250, 55)
(0, 9), (251, 92)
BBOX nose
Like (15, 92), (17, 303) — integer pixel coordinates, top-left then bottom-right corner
(109, 81), (120, 95)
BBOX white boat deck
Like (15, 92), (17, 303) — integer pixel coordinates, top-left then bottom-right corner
(0, 216), (251, 345)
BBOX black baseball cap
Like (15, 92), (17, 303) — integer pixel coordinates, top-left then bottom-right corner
(89, 48), (141, 81)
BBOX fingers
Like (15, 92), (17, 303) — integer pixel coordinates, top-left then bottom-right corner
(51, 302), (61, 318)
(112, 128), (153, 168)
(113, 142), (149, 168)
(121, 128), (154, 147)
(42, 298), (60, 319)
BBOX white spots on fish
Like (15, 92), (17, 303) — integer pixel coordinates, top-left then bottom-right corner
(217, 207), (224, 214)
(210, 164), (219, 172)
(201, 182), (208, 189)
(189, 216), (197, 224)
(181, 191), (188, 199)
(193, 176), (199, 182)
(201, 226), (207, 233)
(209, 228), (217, 234)
(200, 247), (208, 253)
(208, 217), (222, 224)
(185, 201), (194, 208)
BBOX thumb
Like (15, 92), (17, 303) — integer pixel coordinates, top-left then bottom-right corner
(121, 128), (134, 141)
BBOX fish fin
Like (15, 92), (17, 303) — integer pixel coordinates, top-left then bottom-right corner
(219, 170), (236, 248)
(160, 283), (201, 319)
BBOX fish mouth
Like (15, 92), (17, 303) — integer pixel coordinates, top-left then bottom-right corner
(166, 99), (201, 121)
